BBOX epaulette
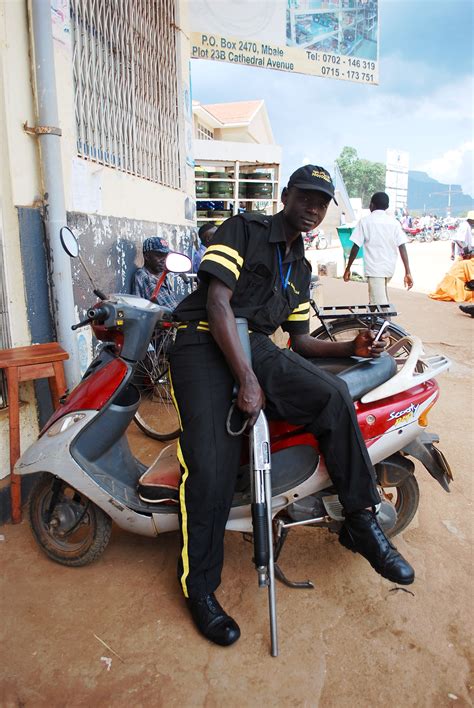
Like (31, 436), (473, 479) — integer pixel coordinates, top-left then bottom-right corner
(238, 212), (272, 228)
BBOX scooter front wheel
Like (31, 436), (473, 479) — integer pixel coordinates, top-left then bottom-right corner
(132, 326), (180, 441)
(29, 473), (112, 566)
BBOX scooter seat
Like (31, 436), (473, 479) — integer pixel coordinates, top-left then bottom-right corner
(137, 354), (397, 503)
(138, 443), (180, 503)
(309, 352), (397, 401)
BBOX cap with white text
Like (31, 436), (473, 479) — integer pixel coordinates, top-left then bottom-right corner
(287, 165), (338, 205)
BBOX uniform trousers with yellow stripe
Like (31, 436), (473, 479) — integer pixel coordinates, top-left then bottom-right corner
(169, 325), (380, 600)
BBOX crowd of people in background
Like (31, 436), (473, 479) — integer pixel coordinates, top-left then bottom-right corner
(395, 210), (461, 242)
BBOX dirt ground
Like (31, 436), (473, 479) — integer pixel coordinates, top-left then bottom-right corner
(1, 269), (473, 707)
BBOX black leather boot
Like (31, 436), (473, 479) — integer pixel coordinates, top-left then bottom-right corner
(459, 304), (474, 317)
(339, 509), (415, 585)
(187, 593), (241, 646)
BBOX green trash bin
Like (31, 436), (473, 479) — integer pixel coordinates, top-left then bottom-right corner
(337, 227), (364, 270)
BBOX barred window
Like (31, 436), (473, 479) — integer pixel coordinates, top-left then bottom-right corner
(70, 0), (181, 189)
(197, 122), (214, 140)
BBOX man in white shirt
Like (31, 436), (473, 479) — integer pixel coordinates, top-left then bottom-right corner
(343, 192), (413, 304)
(451, 211), (474, 260)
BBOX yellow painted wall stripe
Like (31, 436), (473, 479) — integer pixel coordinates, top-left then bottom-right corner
(201, 253), (240, 280)
(204, 244), (244, 267)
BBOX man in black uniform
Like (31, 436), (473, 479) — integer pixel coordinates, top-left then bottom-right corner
(170, 165), (414, 647)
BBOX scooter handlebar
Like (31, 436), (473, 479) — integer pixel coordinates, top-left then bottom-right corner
(86, 306), (109, 321)
(71, 305), (110, 331)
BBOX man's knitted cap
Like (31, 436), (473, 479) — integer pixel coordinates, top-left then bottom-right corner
(143, 236), (170, 254)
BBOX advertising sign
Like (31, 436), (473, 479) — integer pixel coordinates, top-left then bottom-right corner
(385, 149), (409, 212)
(189, 0), (379, 85)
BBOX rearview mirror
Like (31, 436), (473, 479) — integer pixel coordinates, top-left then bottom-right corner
(60, 226), (79, 258)
(165, 252), (191, 274)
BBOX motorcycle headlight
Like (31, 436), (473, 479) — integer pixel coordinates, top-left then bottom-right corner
(47, 413), (86, 437)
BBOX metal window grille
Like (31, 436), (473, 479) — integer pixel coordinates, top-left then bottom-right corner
(70, 0), (181, 189)
(197, 122), (213, 140)
(0, 222), (11, 408)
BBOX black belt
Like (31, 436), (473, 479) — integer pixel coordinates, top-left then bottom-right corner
(176, 320), (210, 334)
(176, 320), (254, 335)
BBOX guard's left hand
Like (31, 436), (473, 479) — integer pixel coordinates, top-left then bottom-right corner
(353, 329), (387, 358)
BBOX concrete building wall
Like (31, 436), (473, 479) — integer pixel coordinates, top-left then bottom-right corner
(0, 3), (44, 486)
(0, 0), (195, 484)
(247, 109), (274, 144)
(214, 126), (254, 143)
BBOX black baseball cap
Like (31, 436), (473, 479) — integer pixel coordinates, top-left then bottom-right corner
(287, 165), (338, 205)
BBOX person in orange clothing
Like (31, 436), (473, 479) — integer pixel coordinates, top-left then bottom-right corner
(429, 249), (474, 303)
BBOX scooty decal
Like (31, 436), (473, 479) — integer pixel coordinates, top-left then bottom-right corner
(388, 402), (420, 425)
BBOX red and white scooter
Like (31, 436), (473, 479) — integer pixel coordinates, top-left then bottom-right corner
(15, 229), (453, 656)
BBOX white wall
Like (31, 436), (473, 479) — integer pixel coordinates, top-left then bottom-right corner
(0, 2), (44, 480)
(194, 139), (281, 165)
(0, 2), (41, 346)
(247, 108), (274, 144)
(53, 1), (194, 226)
(0, 0), (194, 482)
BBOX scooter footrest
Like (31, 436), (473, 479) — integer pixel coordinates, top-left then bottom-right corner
(137, 443), (181, 504)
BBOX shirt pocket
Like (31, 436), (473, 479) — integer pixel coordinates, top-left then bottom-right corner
(240, 260), (274, 301)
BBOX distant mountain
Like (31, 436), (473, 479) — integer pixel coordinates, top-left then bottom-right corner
(408, 171), (474, 216)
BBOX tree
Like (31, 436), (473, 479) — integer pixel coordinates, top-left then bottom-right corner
(336, 146), (385, 208)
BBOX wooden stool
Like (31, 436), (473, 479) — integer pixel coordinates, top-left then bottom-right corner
(0, 342), (69, 524)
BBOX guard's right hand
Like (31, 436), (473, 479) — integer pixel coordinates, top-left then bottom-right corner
(236, 372), (265, 428)
(343, 269), (351, 282)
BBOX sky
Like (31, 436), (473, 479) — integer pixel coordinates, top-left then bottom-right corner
(189, 0), (474, 196)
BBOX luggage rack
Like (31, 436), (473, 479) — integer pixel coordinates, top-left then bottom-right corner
(309, 303), (401, 343)
(313, 303), (398, 320)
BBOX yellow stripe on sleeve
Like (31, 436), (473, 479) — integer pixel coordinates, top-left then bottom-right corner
(292, 301), (310, 313)
(204, 244), (244, 267)
(201, 253), (240, 280)
(287, 312), (310, 321)
(287, 301), (310, 321)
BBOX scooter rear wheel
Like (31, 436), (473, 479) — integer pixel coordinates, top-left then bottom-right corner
(381, 475), (420, 537)
(29, 473), (112, 566)
(311, 318), (424, 373)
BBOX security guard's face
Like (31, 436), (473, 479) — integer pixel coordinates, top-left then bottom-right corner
(282, 187), (330, 233)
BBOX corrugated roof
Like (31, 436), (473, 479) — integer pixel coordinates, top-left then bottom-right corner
(201, 100), (263, 125)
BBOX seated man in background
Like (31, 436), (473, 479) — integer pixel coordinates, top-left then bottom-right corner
(131, 236), (178, 310)
(451, 211), (474, 260)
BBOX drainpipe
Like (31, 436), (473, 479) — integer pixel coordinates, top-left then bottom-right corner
(29, 0), (80, 386)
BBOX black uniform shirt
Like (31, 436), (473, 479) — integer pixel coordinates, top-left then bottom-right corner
(174, 212), (312, 336)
